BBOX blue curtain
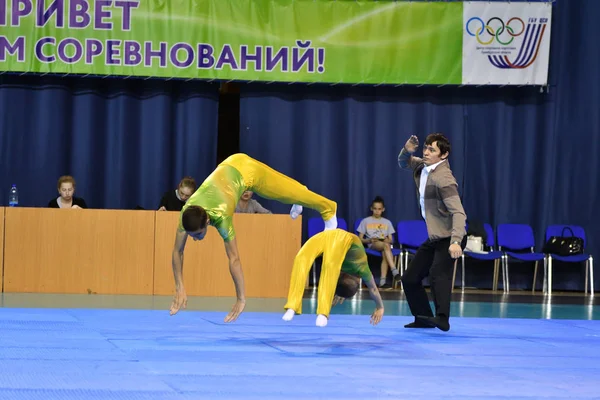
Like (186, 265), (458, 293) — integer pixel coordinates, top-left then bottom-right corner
(239, 0), (600, 290)
(0, 75), (219, 210)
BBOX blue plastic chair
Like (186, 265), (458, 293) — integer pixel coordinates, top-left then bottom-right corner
(544, 225), (594, 296)
(353, 218), (402, 274)
(497, 224), (546, 293)
(306, 217), (348, 287)
(396, 220), (429, 274)
(461, 223), (505, 291)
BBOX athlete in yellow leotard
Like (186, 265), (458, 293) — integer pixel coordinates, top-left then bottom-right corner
(169, 153), (338, 322)
(282, 229), (385, 327)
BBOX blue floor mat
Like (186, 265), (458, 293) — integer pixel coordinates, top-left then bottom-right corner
(0, 308), (599, 399)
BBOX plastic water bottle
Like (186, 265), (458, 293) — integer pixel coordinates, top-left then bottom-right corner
(8, 184), (18, 207)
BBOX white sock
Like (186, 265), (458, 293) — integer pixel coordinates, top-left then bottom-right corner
(290, 204), (303, 219)
(316, 314), (328, 327)
(323, 215), (337, 230)
(282, 309), (295, 321)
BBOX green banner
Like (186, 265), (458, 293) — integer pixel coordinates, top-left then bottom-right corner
(0, 0), (464, 84)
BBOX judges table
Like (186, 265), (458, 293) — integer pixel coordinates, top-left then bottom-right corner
(2, 207), (301, 298)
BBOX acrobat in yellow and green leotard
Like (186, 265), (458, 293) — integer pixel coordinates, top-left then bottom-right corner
(282, 229), (385, 327)
(170, 153), (338, 324)
(179, 153), (337, 240)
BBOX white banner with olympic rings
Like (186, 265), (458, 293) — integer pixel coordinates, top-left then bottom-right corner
(463, 2), (552, 85)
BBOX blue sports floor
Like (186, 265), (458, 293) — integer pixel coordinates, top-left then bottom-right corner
(1, 293), (599, 399)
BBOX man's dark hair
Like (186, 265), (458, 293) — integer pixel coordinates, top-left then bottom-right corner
(425, 133), (451, 157)
(335, 272), (360, 298)
(182, 206), (208, 232)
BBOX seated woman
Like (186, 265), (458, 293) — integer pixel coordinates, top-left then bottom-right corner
(47, 176), (87, 209)
(158, 177), (197, 211)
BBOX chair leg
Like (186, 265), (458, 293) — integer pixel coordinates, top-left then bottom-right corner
(592, 257), (595, 296)
(492, 259), (498, 291)
(452, 259), (457, 289)
(306, 262), (316, 288)
(543, 257), (547, 294)
(501, 256), (508, 293)
(502, 255), (511, 293)
(460, 255), (466, 291)
(506, 258), (510, 292)
(532, 260), (539, 293)
(461, 256), (465, 291)
(543, 257), (548, 294)
(548, 256), (553, 296)
(393, 251), (404, 290)
(585, 258), (589, 295)
(501, 255), (507, 292)
(392, 253), (400, 290)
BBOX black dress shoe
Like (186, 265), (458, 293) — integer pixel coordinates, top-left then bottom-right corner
(404, 320), (435, 329)
(416, 315), (450, 332)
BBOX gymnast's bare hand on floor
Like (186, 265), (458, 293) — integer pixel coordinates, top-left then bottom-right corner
(170, 289), (187, 315)
(224, 299), (246, 323)
(170, 230), (188, 316)
(370, 308), (384, 326)
(223, 238), (247, 323)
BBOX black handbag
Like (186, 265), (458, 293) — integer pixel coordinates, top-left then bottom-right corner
(543, 227), (584, 256)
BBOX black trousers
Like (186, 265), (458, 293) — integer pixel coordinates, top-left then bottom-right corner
(400, 237), (466, 319)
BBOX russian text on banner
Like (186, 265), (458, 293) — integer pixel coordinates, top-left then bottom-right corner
(0, 0), (462, 84)
(0, 0), (551, 86)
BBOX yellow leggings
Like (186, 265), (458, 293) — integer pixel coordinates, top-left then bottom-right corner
(284, 231), (352, 318)
(222, 154), (337, 221)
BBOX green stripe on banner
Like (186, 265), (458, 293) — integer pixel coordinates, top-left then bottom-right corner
(0, 0), (464, 84)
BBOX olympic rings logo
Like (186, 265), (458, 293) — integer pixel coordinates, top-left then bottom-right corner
(466, 17), (525, 46)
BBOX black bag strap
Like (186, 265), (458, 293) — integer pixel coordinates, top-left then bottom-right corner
(560, 227), (575, 237)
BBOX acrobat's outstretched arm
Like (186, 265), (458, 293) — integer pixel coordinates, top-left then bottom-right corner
(363, 276), (385, 326)
(223, 237), (246, 323)
(170, 229), (189, 316)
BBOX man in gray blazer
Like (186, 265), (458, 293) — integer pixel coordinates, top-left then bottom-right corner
(397, 133), (467, 332)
